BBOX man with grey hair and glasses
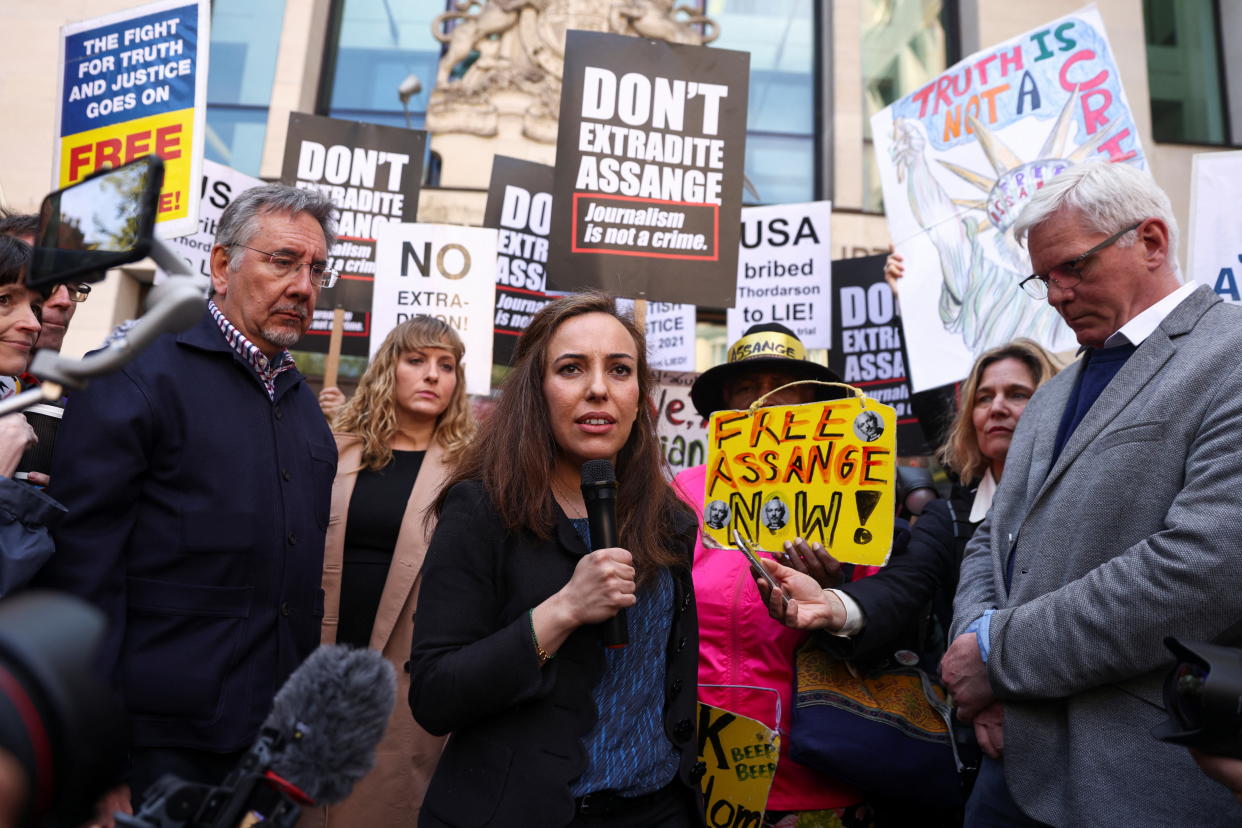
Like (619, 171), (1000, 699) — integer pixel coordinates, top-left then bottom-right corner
(940, 160), (1242, 826)
(37, 184), (341, 808)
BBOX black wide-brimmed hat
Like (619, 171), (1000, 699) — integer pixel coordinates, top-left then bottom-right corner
(690, 323), (844, 418)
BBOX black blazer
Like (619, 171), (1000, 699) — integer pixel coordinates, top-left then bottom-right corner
(409, 481), (703, 828)
(827, 499), (969, 663)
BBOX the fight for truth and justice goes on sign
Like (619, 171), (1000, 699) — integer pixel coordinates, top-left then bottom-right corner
(56, 0), (209, 239)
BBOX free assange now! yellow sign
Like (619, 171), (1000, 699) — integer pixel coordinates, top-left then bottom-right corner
(703, 396), (896, 566)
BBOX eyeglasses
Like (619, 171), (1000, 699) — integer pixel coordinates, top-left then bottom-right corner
(229, 243), (339, 288)
(68, 283), (91, 303)
(1018, 221), (1143, 299)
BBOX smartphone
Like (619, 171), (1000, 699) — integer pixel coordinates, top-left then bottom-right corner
(733, 528), (783, 596)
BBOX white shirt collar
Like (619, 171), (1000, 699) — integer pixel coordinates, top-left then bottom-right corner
(1102, 281), (1197, 348)
(969, 468), (998, 523)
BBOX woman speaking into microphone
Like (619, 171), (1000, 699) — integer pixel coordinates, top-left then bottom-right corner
(409, 292), (703, 828)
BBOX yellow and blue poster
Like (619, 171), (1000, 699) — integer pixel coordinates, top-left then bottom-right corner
(55, 0), (209, 239)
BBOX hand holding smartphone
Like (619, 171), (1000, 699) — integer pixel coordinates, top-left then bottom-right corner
(732, 528), (788, 609)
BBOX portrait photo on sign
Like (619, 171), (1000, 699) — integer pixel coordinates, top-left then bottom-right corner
(762, 495), (789, 532)
(853, 410), (884, 442)
(705, 499), (731, 530)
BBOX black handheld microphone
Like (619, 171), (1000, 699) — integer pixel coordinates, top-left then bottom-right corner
(581, 459), (627, 649)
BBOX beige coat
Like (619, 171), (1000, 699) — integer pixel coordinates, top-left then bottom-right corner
(298, 434), (448, 827)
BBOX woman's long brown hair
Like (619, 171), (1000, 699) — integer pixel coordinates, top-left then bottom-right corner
(435, 291), (693, 578)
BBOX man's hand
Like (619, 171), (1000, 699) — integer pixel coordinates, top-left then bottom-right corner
(755, 557), (847, 632)
(940, 632), (994, 721)
(82, 784), (131, 828)
(883, 251), (905, 296)
(0, 415), (36, 479)
(973, 701), (1004, 760)
(318, 386), (347, 423)
(1191, 749), (1242, 807)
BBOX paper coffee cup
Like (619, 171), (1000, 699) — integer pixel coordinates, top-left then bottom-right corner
(15, 403), (63, 481)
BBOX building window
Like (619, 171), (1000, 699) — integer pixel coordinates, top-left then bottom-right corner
(205, 0), (288, 176)
(861, 0), (954, 212)
(321, 0), (447, 130)
(1144, 0), (1232, 145)
(708, 0), (816, 205)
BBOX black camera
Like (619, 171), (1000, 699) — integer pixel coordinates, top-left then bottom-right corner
(0, 591), (125, 828)
(115, 727), (306, 828)
(1152, 637), (1242, 758)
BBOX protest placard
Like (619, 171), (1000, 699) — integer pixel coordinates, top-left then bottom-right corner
(697, 702), (780, 824)
(829, 255), (928, 456)
(282, 113), (425, 356)
(483, 156), (556, 366)
(56, 0), (210, 239)
(872, 4), (1144, 391)
(618, 299), (696, 371)
(728, 202), (832, 348)
(372, 223), (497, 396)
(1188, 150), (1242, 305)
(653, 369), (708, 479)
(704, 395), (896, 566)
(547, 30), (748, 307)
(154, 159), (261, 282)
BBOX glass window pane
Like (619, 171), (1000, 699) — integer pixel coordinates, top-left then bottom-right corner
(744, 134), (814, 204)
(1144, 0), (1227, 144)
(707, 0), (815, 202)
(327, 0), (445, 123)
(205, 106), (270, 176)
(861, 0), (948, 212)
(205, 0), (287, 176)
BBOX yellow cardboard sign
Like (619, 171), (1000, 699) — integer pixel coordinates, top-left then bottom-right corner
(59, 107), (196, 224)
(703, 396), (896, 566)
(697, 702), (779, 824)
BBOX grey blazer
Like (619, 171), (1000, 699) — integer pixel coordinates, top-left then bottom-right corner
(952, 285), (1242, 826)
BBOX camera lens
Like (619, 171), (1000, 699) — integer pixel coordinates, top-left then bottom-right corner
(1172, 662), (1209, 726)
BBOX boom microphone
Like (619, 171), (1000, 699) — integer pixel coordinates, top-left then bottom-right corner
(119, 645), (395, 826)
(265, 644), (396, 803)
(581, 459), (627, 649)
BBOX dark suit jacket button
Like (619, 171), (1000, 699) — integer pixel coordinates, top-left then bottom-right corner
(280, 602), (290, 617)
(680, 593), (691, 612)
(691, 761), (707, 782)
(670, 678), (683, 697)
(274, 407), (283, 420)
(674, 718), (693, 741)
(674, 636), (687, 654)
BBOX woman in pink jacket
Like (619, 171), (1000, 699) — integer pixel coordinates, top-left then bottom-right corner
(673, 323), (870, 828)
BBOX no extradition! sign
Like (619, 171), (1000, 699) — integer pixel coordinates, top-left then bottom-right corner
(372, 223), (498, 397)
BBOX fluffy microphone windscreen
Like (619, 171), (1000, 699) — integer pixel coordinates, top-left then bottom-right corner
(264, 644), (396, 804)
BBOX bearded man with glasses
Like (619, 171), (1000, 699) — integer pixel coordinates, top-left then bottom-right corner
(938, 160), (1242, 827)
(37, 185), (341, 810)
